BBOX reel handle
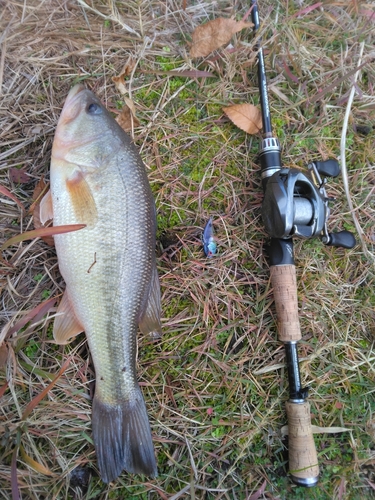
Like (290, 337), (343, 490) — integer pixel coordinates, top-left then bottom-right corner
(324, 230), (356, 249)
(286, 401), (319, 487)
(313, 159), (340, 178)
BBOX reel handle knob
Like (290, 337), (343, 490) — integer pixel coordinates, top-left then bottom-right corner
(324, 230), (356, 249)
(314, 159), (340, 178)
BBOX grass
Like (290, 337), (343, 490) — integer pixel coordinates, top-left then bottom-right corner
(1, 0), (375, 499)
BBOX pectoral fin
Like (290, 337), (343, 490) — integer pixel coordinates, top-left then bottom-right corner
(53, 290), (84, 344)
(66, 171), (97, 226)
(40, 190), (53, 224)
(139, 262), (162, 338)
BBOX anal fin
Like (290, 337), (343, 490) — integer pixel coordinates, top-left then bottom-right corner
(53, 290), (84, 345)
(139, 262), (162, 338)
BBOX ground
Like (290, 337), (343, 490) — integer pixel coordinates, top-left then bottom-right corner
(0, 1), (375, 499)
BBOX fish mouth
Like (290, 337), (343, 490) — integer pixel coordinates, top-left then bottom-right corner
(66, 84), (85, 104)
(59, 84), (86, 124)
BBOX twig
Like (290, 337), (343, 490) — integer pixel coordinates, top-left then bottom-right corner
(340, 41), (374, 263)
(76, 0), (140, 37)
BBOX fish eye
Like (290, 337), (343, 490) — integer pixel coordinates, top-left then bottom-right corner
(87, 103), (102, 114)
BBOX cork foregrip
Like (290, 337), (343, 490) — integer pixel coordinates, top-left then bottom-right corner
(270, 264), (301, 342)
(286, 401), (319, 480)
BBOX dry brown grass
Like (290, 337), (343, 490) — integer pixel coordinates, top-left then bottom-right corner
(1, 0), (375, 499)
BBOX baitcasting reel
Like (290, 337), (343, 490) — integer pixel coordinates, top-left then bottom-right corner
(258, 137), (356, 249)
(251, 0), (356, 486)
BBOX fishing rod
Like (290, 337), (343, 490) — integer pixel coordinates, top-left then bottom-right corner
(250, 0), (356, 487)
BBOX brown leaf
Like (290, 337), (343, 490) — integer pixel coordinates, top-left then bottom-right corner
(190, 18), (253, 58)
(0, 343), (8, 370)
(0, 185), (25, 213)
(0, 225), (86, 267)
(112, 57), (137, 95)
(223, 103), (262, 134)
(20, 446), (54, 476)
(1, 225), (86, 253)
(116, 98), (140, 132)
(11, 447), (20, 500)
(248, 480), (267, 500)
(0, 295), (58, 343)
(9, 168), (30, 184)
(32, 176), (48, 206)
(0, 381), (9, 398)
(32, 177), (54, 246)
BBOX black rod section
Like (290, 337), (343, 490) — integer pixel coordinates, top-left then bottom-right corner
(284, 343), (309, 401)
(251, 0), (273, 136)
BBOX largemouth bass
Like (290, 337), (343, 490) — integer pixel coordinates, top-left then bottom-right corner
(40, 84), (161, 483)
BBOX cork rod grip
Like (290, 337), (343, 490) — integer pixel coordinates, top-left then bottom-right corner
(286, 401), (319, 483)
(270, 264), (301, 342)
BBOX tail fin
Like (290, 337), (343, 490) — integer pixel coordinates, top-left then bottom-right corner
(92, 387), (157, 483)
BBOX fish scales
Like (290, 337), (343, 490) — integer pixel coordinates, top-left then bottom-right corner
(43, 84), (161, 482)
(54, 152), (153, 398)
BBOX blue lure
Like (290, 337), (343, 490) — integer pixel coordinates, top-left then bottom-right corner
(202, 218), (217, 258)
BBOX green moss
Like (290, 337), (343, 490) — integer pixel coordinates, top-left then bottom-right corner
(41, 289), (51, 299)
(24, 339), (40, 361)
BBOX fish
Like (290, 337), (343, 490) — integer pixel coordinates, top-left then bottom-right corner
(202, 218), (217, 258)
(40, 84), (162, 483)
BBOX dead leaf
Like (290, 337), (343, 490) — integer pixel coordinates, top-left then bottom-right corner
(292, 2), (323, 18)
(112, 79), (127, 96)
(248, 480), (267, 500)
(281, 424), (351, 436)
(0, 381), (9, 398)
(30, 124), (43, 135)
(223, 103), (262, 134)
(0, 224), (86, 267)
(366, 479), (375, 491)
(32, 177), (54, 246)
(20, 446), (54, 476)
(0, 185), (25, 213)
(112, 57), (137, 95)
(0, 343), (8, 369)
(11, 447), (20, 500)
(9, 168), (30, 184)
(190, 18), (253, 58)
(30, 176), (48, 212)
(1, 225), (86, 253)
(360, 8), (375, 22)
(124, 97), (137, 117)
(0, 295), (58, 344)
(116, 98), (140, 132)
